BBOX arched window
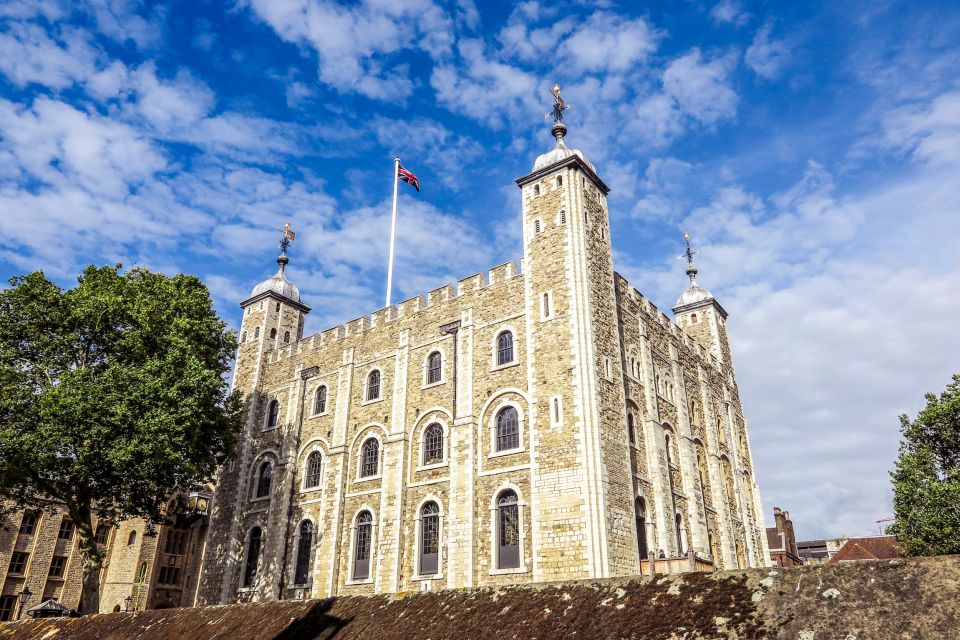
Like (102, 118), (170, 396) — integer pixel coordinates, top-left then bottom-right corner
(241, 331), (247, 343)
(690, 313), (698, 324)
(496, 331), (514, 366)
(270, 328), (277, 339)
(254, 326), (260, 339)
(627, 413), (636, 445)
(360, 438), (379, 477)
(293, 520), (313, 585)
(419, 501), (440, 575)
(128, 530), (137, 546)
(276, 302), (281, 312)
(353, 511), (373, 579)
(255, 461), (272, 498)
(423, 423), (443, 464)
(497, 490), (520, 569)
(366, 370), (381, 400)
(243, 527), (262, 587)
(534, 184), (540, 196)
(427, 352), (442, 384)
(675, 513), (685, 555)
(304, 451), (322, 488)
(495, 406), (519, 452)
(556, 175), (563, 187)
(635, 497), (648, 560)
(283, 330), (290, 343)
(266, 400), (280, 429)
(314, 386), (327, 414)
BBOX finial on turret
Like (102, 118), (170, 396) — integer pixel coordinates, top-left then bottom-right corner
(276, 222), (296, 274)
(545, 83), (572, 145)
(679, 231), (700, 284)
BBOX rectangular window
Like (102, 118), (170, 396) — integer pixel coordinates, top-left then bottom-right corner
(95, 524), (109, 546)
(604, 357), (612, 380)
(164, 530), (188, 556)
(19, 512), (38, 535)
(158, 565), (181, 585)
(58, 519), (74, 540)
(48, 555), (67, 578)
(0, 596), (14, 622)
(8, 552), (28, 574)
(420, 514), (439, 575)
(498, 504), (520, 569)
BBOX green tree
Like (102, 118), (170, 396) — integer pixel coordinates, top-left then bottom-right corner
(0, 265), (242, 614)
(888, 374), (960, 556)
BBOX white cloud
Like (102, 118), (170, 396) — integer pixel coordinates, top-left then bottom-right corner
(243, 0), (454, 101)
(560, 12), (660, 72)
(431, 39), (538, 128)
(710, 0), (750, 27)
(662, 48), (740, 125)
(0, 22), (100, 89)
(745, 23), (791, 80)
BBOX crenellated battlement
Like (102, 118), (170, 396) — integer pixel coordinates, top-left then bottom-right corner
(262, 260), (524, 364)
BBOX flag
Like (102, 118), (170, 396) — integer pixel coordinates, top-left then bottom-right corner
(398, 165), (420, 192)
(282, 222), (296, 241)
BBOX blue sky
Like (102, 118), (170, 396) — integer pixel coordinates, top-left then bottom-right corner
(1, 0), (958, 541)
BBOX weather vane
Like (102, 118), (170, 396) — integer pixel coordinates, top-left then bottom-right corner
(545, 83), (572, 124)
(278, 222), (296, 254)
(679, 232), (698, 267)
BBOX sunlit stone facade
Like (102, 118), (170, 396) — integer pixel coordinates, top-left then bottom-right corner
(196, 122), (769, 604)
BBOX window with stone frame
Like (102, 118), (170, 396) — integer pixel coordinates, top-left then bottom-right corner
(294, 520), (314, 585)
(243, 527), (262, 588)
(627, 413), (636, 445)
(58, 518), (74, 540)
(497, 490), (520, 569)
(360, 438), (379, 477)
(353, 511), (373, 579)
(8, 552), (28, 574)
(635, 497), (648, 560)
(19, 511), (38, 535)
(304, 451), (323, 488)
(158, 565), (181, 585)
(128, 530), (137, 546)
(366, 370), (381, 400)
(0, 596), (14, 622)
(495, 406), (520, 452)
(423, 423), (444, 464)
(254, 326), (260, 339)
(255, 461), (273, 498)
(164, 530), (188, 556)
(427, 351), (442, 384)
(283, 330), (290, 343)
(314, 385), (327, 414)
(496, 331), (514, 366)
(419, 501), (440, 575)
(94, 523), (110, 545)
(266, 399), (280, 429)
(48, 555), (67, 578)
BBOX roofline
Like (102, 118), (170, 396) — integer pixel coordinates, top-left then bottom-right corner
(240, 290), (312, 313)
(672, 297), (728, 319)
(515, 154), (610, 195)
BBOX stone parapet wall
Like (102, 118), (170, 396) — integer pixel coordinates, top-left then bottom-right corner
(5, 556), (958, 639)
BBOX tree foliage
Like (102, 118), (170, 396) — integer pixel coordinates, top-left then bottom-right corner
(0, 265), (242, 611)
(888, 374), (960, 556)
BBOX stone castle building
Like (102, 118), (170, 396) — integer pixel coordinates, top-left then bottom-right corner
(194, 113), (770, 605)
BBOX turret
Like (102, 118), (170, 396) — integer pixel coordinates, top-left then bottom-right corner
(672, 233), (731, 367)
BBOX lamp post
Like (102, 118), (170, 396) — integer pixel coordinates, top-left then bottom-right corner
(16, 586), (32, 619)
(123, 595), (133, 612)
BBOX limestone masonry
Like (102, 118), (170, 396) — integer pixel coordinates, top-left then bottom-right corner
(195, 119), (769, 604)
(0, 119), (769, 619)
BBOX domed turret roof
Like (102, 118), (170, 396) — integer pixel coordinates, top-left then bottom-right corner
(675, 278), (714, 308)
(251, 263), (301, 302)
(533, 123), (596, 173)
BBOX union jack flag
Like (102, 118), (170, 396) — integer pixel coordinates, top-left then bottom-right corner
(398, 165), (420, 192)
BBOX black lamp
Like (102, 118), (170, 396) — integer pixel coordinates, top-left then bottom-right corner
(123, 595), (133, 612)
(16, 586), (32, 619)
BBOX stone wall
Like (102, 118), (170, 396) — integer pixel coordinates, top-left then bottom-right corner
(5, 555), (958, 639)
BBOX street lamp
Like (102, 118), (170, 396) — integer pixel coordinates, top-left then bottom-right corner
(16, 586), (32, 619)
(123, 595), (133, 612)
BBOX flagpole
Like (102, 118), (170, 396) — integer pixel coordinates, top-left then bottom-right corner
(385, 156), (400, 307)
